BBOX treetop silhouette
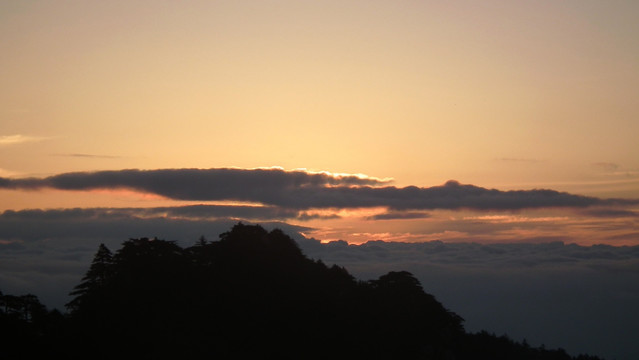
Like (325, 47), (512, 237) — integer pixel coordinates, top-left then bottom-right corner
(53, 222), (607, 359)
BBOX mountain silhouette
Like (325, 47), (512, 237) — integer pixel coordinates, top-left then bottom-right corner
(2, 223), (606, 359)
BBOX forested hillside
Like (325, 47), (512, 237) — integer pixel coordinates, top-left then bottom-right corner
(1, 223), (605, 359)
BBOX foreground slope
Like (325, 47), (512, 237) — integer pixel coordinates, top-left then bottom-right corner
(2, 223), (605, 359)
(67, 223), (464, 358)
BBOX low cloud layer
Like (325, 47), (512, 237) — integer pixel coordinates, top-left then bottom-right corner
(2, 167), (638, 359)
(299, 238), (639, 360)
(1, 213), (637, 360)
(0, 207), (311, 244)
(367, 210), (432, 220)
(0, 211), (310, 310)
(2, 168), (636, 210)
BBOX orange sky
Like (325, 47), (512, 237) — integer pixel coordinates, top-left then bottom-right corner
(1, 1), (638, 245)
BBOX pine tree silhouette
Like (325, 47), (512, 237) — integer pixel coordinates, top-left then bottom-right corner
(60, 223), (607, 360)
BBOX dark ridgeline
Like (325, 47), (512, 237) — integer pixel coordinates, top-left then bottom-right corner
(1, 223), (606, 359)
(0, 291), (68, 358)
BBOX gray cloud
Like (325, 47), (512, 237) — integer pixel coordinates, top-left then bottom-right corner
(367, 210), (431, 220)
(296, 212), (341, 221)
(138, 204), (300, 220)
(0, 206), (313, 242)
(592, 162), (620, 171)
(0, 209), (310, 310)
(298, 239), (639, 360)
(579, 208), (638, 218)
(3, 169), (636, 210)
(496, 157), (542, 163)
(0, 204), (343, 226)
(1, 209), (638, 360)
(0, 167), (386, 194)
(285, 180), (635, 210)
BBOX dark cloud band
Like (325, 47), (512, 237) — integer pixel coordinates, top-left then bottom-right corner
(1, 167), (385, 192)
(1, 169), (636, 210)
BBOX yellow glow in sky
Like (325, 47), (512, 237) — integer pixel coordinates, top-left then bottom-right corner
(1, 1), (638, 247)
(2, 1), (638, 196)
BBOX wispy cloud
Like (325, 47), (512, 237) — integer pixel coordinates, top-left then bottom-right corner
(0, 168), (20, 178)
(52, 153), (122, 159)
(592, 162), (620, 172)
(0, 134), (48, 146)
(496, 157), (542, 163)
(367, 210), (431, 220)
(578, 208), (638, 218)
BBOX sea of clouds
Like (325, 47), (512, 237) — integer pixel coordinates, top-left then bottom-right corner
(1, 214), (638, 360)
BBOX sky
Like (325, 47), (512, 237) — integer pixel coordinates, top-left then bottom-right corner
(1, 1), (639, 359)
